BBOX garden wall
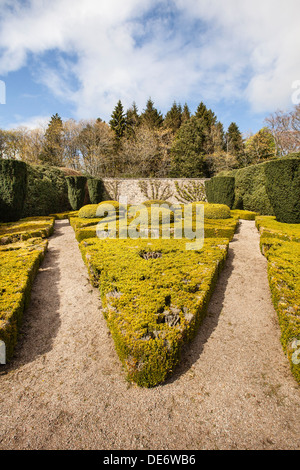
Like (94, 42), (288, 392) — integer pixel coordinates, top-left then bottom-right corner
(102, 178), (209, 205)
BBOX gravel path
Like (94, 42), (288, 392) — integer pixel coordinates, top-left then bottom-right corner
(0, 219), (299, 450)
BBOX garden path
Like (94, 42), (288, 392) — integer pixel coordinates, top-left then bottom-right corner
(0, 219), (299, 450)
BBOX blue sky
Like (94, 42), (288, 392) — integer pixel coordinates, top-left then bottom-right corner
(0, 0), (299, 135)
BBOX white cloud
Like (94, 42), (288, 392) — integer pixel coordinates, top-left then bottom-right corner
(0, 0), (299, 121)
(4, 114), (50, 131)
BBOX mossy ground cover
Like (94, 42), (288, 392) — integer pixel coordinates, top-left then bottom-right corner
(257, 216), (300, 384)
(73, 201), (237, 387)
(0, 237), (48, 361)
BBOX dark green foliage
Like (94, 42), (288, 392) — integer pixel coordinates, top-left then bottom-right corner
(169, 116), (207, 177)
(265, 157), (300, 223)
(109, 100), (127, 141)
(125, 102), (140, 138)
(87, 178), (104, 204)
(39, 113), (64, 166)
(163, 101), (182, 133)
(226, 122), (245, 160)
(140, 98), (163, 129)
(181, 103), (191, 123)
(66, 175), (87, 210)
(232, 163), (274, 215)
(0, 159), (27, 222)
(22, 165), (70, 217)
(205, 176), (235, 209)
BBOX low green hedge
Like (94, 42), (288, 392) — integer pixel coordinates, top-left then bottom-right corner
(230, 209), (259, 220)
(0, 217), (55, 245)
(187, 202), (231, 219)
(256, 216), (300, 244)
(0, 238), (48, 360)
(78, 201), (126, 218)
(257, 216), (300, 385)
(79, 237), (229, 387)
(72, 212), (239, 244)
(49, 211), (78, 220)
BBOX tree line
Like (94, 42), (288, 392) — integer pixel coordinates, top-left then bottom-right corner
(0, 98), (299, 178)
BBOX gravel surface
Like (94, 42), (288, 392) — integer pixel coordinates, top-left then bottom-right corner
(0, 219), (299, 450)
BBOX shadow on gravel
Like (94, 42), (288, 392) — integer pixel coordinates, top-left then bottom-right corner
(0, 221), (66, 373)
(164, 238), (236, 385)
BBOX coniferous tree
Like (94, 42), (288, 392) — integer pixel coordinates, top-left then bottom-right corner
(140, 98), (163, 129)
(39, 113), (64, 166)
(226, 122), (245, 160)
(181, 103), (191, 124)
(125, 102), (140, 139)
(109, 100), (127, 141)
(195, 102), (218, 154)
(163, 101), (182, 133)
(169, 115), (208, 177)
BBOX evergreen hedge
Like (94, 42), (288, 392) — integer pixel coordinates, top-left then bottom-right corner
(205, 176), (235, 209)
(22, 165), (70, 217)
(66, 176), (87, 210)
(231, 163), (274, 215)
(87, 178), (104, 204)
(264, 157), (300, 223)
(0, 159), (27, 222)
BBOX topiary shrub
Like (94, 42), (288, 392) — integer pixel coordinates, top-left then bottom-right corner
(0, 159), (27, 222)
(186, 202), (231, 219)
(87, 178), (104, 204)
(232, 163), (274, 215)
(205, 176), (235, 209)
(22, 164), (70, 217)
(78, 204), (99, 219)
(142, 200), (174, 210)
(66, 176), (87, 210)
(264, 157), (300, 223)
(128, 205), (175, 225)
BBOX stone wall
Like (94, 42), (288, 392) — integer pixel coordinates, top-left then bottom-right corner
(102, 178), (209, 205)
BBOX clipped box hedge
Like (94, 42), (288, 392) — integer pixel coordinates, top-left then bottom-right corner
(73, 202), (238, 387)
(257, 216), (300, 385)
(0, 216), (55, 245)
(230, 209), (259, 220)
(79, 237), (229, 387)
(0, 238), (48, 361)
